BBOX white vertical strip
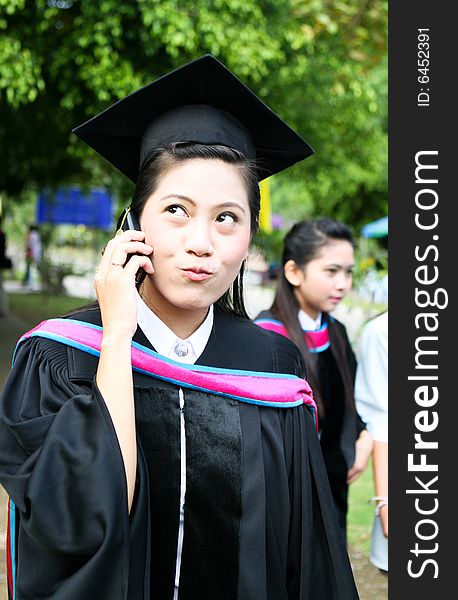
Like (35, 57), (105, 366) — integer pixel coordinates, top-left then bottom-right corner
(173, 388), (187, 599)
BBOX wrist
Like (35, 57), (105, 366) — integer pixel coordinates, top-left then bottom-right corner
(370, 496), (388, 517)
(101, 329), (134, 347)
(375, 502), (388, 517)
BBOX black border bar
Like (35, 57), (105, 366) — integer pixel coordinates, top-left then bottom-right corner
(390, 2), (454, 597)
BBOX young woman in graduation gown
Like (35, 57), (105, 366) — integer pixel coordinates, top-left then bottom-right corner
(255, 219), (373, 539)
(0, 56), (359, 599)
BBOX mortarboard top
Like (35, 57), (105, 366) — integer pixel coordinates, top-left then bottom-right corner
(72, 54), (314, 183)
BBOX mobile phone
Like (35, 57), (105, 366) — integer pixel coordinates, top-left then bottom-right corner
(122, 208), (141, 234)
(119, 207), (147, 286)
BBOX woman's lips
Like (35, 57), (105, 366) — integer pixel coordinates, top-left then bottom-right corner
(181, 268), (213, 282)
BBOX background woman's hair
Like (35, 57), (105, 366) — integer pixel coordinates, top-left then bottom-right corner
(270, 218), (355, 415)
(117, 142), (260, 319)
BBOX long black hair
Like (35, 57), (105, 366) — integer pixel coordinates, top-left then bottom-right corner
(270, 218), (355, 415)
(117, 142), (260, 319)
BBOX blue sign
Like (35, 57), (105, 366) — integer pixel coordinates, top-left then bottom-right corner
(37, 188), (114, 229)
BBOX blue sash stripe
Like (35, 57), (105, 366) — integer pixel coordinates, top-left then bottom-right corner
(9, 499), (17, 600)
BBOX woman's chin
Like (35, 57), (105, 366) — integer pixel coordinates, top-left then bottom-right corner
(164, 291), (219, 313)
(144, 275), (230, 314)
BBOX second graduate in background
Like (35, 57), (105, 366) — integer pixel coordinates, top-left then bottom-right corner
(256, 218), (373, 538)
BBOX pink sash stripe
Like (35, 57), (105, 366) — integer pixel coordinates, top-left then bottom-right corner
(254, 319), (289, 337)
(17, 319), (317, 422)
(255, 318), (330, 353)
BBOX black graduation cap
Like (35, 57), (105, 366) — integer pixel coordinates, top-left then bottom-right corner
(72, 54), (314, 182)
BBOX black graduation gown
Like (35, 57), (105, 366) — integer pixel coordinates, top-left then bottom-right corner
(317, 315), (363, 536)
(0, 305), (359, 600)
(255, 311), (365, 536)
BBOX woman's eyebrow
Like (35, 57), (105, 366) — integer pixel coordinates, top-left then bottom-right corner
(214, 201), (247, 215)
(159, 193), (195, 204)
(325, 262), (355, 268)
(159, 195), (247, 214)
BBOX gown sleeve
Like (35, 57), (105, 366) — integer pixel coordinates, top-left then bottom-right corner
(0, 336), (131, 599)
(337, 319), (367, 434)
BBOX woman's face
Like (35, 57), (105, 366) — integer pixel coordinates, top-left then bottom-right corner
(139, 158), (251, 320)
(287, 240), (355, 319)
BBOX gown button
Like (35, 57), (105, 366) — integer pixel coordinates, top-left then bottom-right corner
(173, 341), (190, 358)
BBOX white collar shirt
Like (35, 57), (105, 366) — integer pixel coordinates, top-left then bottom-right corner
(136, 293), (214, 364)
(298, 309), (323, 331)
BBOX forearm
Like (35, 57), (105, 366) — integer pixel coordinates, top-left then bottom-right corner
(97, 333), (137, 512)
(373, 440), (388, 535)
(93, 228), (153, 512)
(373, 441), (388, 497)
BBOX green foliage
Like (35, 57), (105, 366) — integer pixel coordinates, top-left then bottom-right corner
(1, 0), (387, 230)
(252, 228), (286, 265)
(354, 237), (387, 280)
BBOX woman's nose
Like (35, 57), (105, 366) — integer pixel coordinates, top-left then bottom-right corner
(184, 221), (214, 256)
(336, 271), (350, 290)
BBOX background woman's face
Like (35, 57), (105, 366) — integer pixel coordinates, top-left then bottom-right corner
(294, 240), (355, 319)
(140, 158), (251, 317)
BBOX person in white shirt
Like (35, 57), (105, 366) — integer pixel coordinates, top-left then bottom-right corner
(23, 224), (42, 287)
(355, 310), (388, 572)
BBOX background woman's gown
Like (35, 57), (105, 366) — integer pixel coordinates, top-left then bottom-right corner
(255, 309), (365, 538)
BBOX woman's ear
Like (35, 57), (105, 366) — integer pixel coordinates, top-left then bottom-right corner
(284, 260), (304, 287)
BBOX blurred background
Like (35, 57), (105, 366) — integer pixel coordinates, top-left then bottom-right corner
(0, 1), (387, 598)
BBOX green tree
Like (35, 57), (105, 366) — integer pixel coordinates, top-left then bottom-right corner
(267, 1), (388, 227)
(1, 0), (387, 228)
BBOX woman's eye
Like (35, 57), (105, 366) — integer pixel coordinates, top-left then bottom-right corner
(167, 205), (187, 217)
(216, 212), (238, 224)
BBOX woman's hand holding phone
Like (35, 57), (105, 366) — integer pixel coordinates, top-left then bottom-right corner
(94, 228), (154, 340)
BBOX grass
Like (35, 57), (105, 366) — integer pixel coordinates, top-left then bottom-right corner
(348, 460), (374, 554)
(8, 292), (92, 326)
(7, 290), (376, 554)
